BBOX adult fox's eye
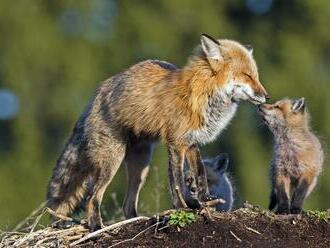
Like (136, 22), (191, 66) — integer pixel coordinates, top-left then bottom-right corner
(243, 73), (253, 80)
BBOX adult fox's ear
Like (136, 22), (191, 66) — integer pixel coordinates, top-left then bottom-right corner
(201, 34), (223, 70)
(214, 153), (229, 173)
(244, 44), (253, 55)
(292, 97), (305, 113)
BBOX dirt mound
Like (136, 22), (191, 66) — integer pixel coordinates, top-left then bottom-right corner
(89, 209), (330, 248)
(1, 208), (329, 248)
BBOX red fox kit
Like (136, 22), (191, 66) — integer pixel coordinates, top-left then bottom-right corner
(259, 98), (323, 214)
(47, 34), (268, 231)
(184, 153), (234, 212)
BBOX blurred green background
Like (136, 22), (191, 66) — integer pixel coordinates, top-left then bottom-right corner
(0, 0), (329, 229)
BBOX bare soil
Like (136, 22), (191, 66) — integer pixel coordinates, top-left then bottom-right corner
(80, 209), (330, 248)
(1, 208), (329, 248)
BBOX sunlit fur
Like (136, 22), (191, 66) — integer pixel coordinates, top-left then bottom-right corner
(47, 36), (267, 231)
(259, 98), (323, 214)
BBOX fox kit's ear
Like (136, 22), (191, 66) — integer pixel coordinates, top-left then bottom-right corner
(244, 44), (253, 55)
(292, 97), (305, 113)
(200, 34), (223, 66)
(214, 153), (229, 173)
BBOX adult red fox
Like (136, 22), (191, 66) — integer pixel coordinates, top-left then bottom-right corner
(47, 34), (268, 231)
(259, 98), (323, 214)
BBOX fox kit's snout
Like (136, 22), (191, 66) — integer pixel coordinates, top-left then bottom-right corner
(258, 98), (306, 130)
(259, 98), (323, 214)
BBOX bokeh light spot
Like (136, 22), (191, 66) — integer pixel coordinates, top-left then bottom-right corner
(59, 9), (83, 36)
(0, 89), (19, 120)
(246, 0), (274, 15)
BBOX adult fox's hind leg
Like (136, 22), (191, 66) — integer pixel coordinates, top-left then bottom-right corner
(85, 134), (126, 231)
(123, 140), (154, 218)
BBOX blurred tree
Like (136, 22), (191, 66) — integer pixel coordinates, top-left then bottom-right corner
(0, 0), (329, 229)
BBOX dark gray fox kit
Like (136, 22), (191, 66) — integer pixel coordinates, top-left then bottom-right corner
(259, 98), (323, 214)
(47, 34), (267, 231)
(184, 153), (233, 212)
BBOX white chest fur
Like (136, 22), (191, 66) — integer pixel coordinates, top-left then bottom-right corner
(186, 90), (238, 145)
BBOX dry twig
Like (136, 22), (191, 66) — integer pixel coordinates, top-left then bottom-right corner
(230, 230), (242, 242)
(109, 223), (158, 248)
(69, 216), (149, 247)
(12, 201), (47, 232)
(245, 226), (262, 235)
(201, 198), (225, 207)
(45, 207), (73, 222)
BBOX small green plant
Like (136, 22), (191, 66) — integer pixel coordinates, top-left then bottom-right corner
(306, 210), (330, 221)
(168, 210), (196, 227)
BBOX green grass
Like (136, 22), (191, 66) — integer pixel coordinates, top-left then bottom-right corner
(168, 210), (196, 228)
(306, 210), (330, 221)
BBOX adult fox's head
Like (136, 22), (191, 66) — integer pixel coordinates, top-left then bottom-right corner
(258, 98), (308, 133)
(199, 34), (269, 105)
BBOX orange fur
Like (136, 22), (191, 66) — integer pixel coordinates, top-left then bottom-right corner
(47, 35), (268, 230)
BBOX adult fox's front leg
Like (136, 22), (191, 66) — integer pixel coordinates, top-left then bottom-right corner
(185, 145), (211, 202)
(168, 145), (188, 208)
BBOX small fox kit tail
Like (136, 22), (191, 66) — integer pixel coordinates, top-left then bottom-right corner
(47, 124), (90, 217)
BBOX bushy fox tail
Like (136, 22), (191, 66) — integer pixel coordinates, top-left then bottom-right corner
(268, 190), (277, 211)
(46, 133), (90, 217)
